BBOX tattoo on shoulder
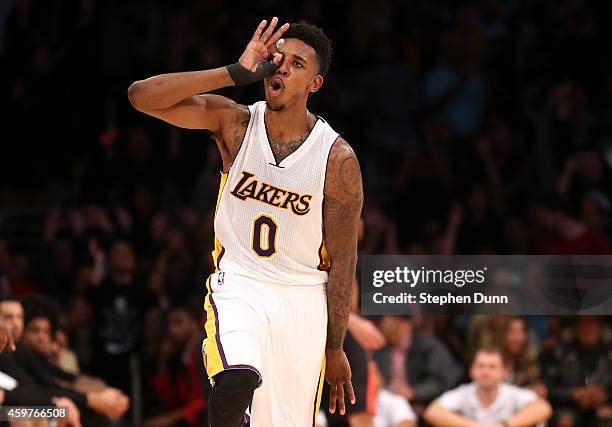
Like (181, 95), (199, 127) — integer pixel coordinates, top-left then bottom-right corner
(227, 108), (250, 157)
(325, 139), (363, 205)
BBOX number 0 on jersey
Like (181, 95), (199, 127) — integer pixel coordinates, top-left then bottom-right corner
(252, 214), (278, 258)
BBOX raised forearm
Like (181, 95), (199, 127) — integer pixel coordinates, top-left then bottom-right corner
(128, 67), (233, 111)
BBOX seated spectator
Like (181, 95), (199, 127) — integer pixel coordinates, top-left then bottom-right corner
(144, 303), (209, 427)
(375, 315), (462, 414)
(496, 316), (543, 392)
(0, 302), (82, 427)
(542, 316), (612, 427)
(0, 295), (129, 423)
(51, 327), (80, 375)
(424, 346), (552, 427)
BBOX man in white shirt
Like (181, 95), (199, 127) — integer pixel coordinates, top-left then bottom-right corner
(425, 346), (551, 427)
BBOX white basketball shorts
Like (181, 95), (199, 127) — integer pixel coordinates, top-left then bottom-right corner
(203, 270), (328, 427)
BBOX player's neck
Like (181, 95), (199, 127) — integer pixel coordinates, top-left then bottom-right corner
(264, 103), (312, 139)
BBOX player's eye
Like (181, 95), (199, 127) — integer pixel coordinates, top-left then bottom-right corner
(294, 61), (303, 68)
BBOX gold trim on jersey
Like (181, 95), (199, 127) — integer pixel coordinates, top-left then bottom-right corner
(203, 277), (224, 381)
(313, 355), (326, 424)
(318, 241), (331, 271)
(211, 172), (228, 271)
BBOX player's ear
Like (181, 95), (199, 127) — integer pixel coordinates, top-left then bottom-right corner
(308, 74), (323, 94)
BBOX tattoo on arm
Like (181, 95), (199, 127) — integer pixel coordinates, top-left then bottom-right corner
(323, 138), (363, 350)
(216, 106), (249, 171)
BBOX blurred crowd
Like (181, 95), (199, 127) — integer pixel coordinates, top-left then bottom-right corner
(1, 0), (612, 426)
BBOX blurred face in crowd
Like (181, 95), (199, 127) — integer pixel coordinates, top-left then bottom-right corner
(470, 350), (507, 390)
(168, 309), (196, 345)
(109, 241), (136, 276)
(23, 317), (53, 356)
(51, 329), (69, 359)
(379, 316), (412, 348)
(505, 318), (527, 356)
(577, 316), (602, 348)
(581, 198), (607, 229)
(0, 301), (24, 341)
(263, 38), (323, 112)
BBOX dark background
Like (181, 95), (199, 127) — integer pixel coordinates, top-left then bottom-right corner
(1, 0), (612, 426)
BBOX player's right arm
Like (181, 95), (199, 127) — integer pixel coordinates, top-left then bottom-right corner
(127, 68), (237, 131)
(127, 17), (288, 132)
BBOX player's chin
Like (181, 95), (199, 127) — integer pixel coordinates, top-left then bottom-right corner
(265, 96), (286, 112)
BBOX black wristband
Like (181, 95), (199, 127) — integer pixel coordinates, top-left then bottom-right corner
(226, 61), (277, 86)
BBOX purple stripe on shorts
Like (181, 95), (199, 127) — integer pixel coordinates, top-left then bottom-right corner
(208, 290), (229, 368)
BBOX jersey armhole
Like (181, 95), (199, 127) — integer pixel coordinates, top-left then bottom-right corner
(221, 104), (253, 173)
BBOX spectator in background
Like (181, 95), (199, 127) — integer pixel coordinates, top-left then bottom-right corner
(495, 316), (544, 393)
(0, 295), (129, 423)
(580, 190), (611, 236)
(532, 197), (611, 255)
(423, 20), (487, 140)
(144, 304), (209, 427)
(415, 315), (467, 366)
(83, 240), (156, 394)
(375, 315), (462, 414)
(425, 346), (552, 427)
(542, 316), (612, 427)
(51, 327), (80, 375)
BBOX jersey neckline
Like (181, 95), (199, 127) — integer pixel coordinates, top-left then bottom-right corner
(260, 103), (322, 169)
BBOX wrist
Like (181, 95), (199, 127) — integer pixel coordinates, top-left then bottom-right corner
(226, 61), (277, 86)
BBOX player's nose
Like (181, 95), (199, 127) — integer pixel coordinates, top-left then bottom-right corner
(275, 58), (290, 76)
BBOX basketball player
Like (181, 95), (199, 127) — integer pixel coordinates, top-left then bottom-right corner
(128, 18), (362, 427)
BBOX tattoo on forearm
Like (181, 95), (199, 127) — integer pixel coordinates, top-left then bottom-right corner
(323, 139), (363, 350)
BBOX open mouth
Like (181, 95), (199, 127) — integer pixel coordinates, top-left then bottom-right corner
(269, 78), (284, 96)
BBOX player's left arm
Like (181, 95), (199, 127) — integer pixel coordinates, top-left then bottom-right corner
(323, 137), (363, 415)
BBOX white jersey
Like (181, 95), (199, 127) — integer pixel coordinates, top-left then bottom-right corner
(436, 382), (539, 423)
(212, 101), (339, 286)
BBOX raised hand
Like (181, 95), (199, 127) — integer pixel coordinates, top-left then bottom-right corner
(238, 17), (289, 72)
(0, 324), (15, 353)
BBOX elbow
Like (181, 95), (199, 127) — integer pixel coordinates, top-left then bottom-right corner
(127, 81), (146, 110)
(541, 399), (553, 420)
(423, 405), (435, 424)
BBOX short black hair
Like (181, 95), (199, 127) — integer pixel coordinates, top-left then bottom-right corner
(22, 295), (62, 336)
(283, 22), (333, 76)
